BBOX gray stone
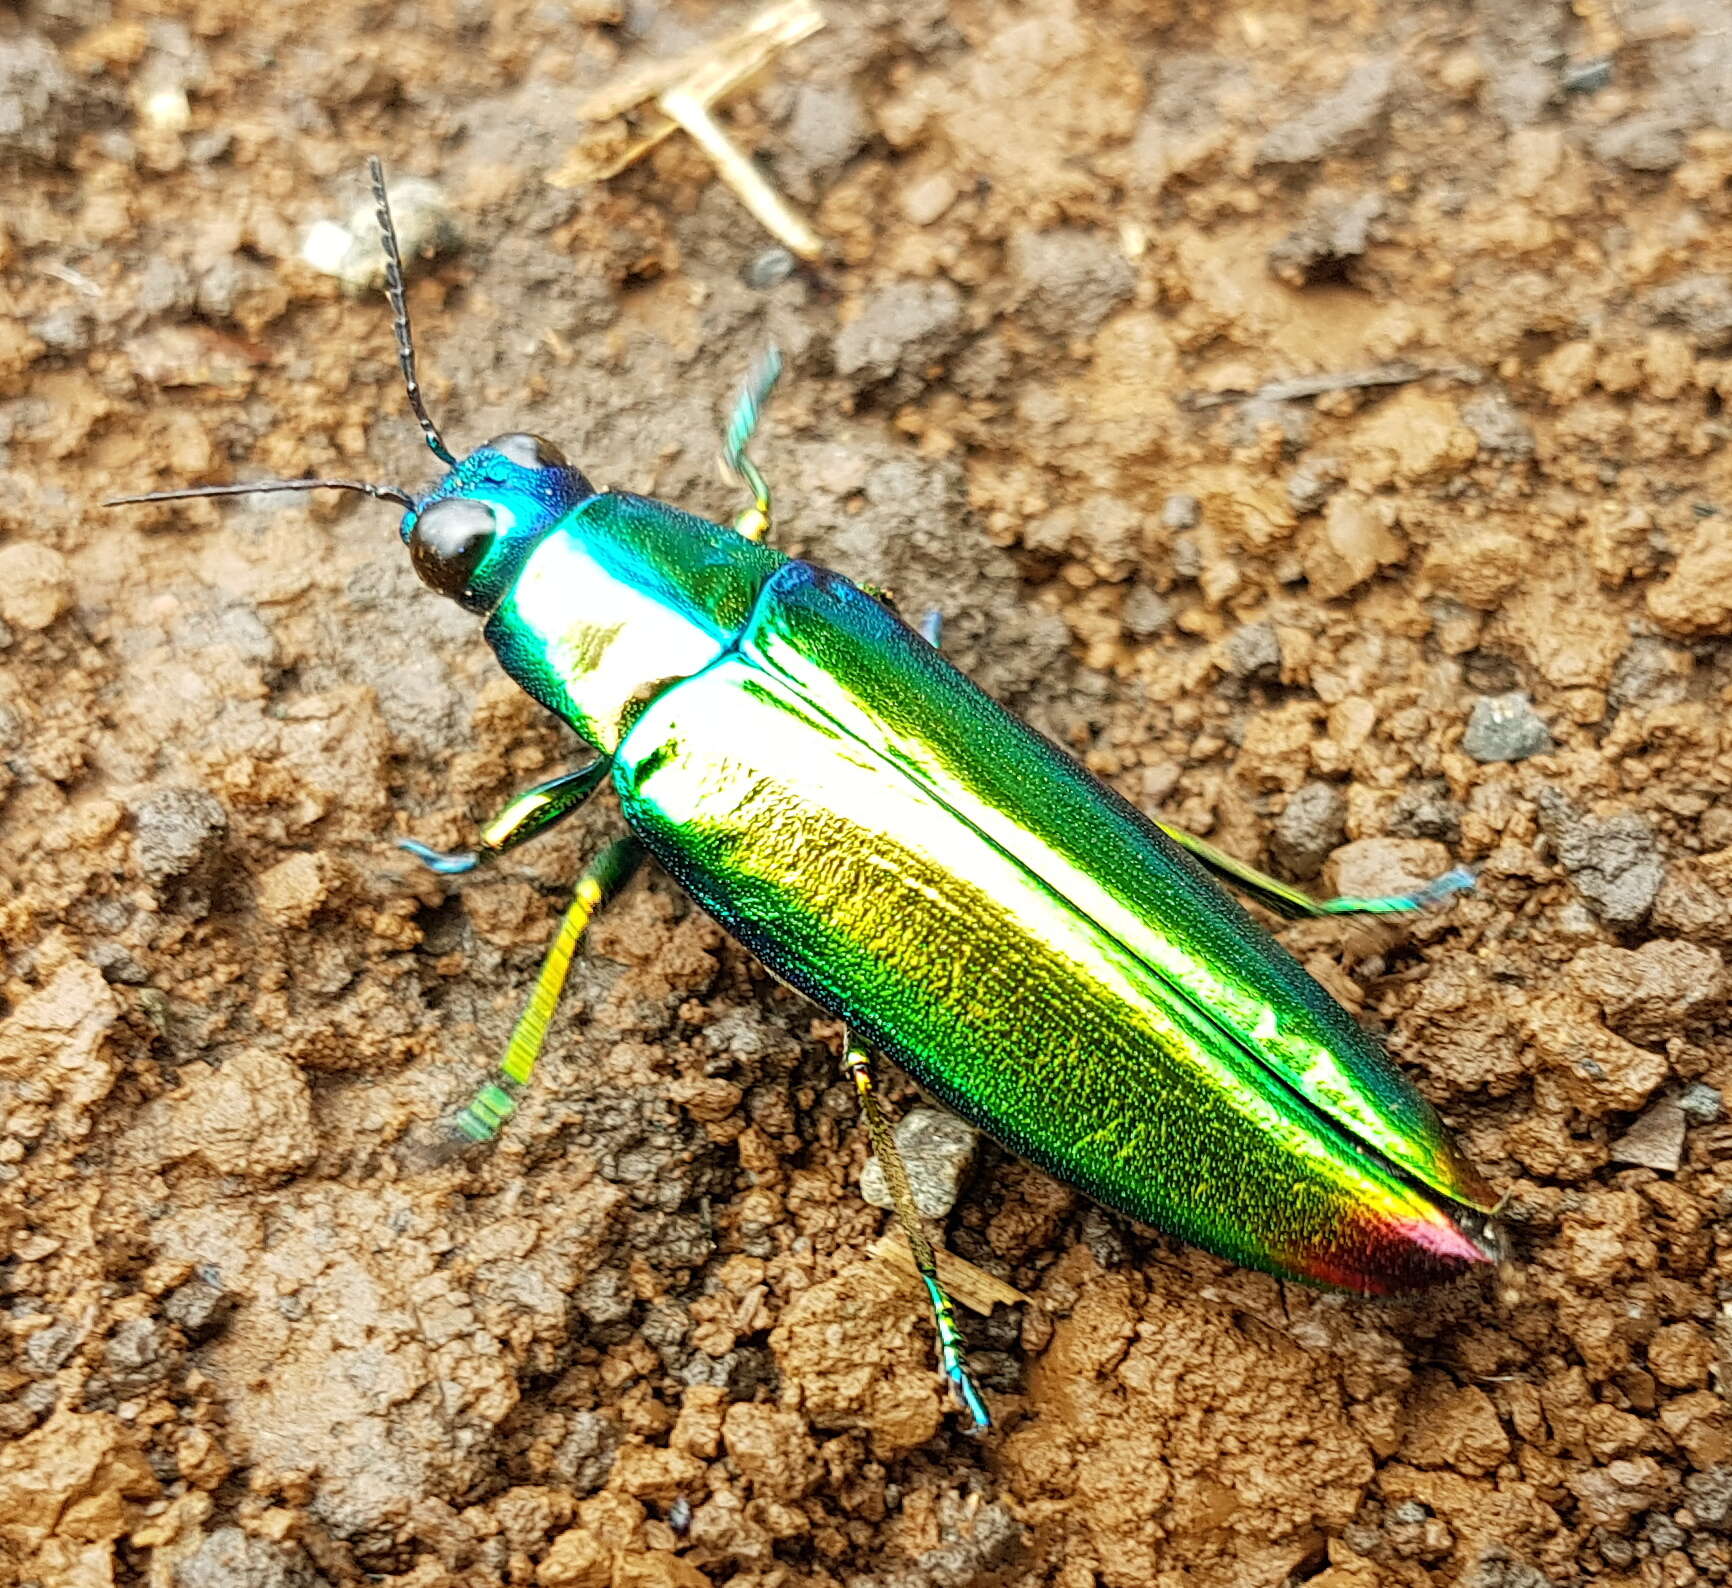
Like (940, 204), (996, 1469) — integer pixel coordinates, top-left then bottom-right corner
(1221, 621), (1282, 681)
(1610, 1096), (1687, 1172)
(571, 1266), (634, 1326)
(1123, 585), (1173, 639)
(1160, 493), (1201, 531)
(1389, 783), (1464, 844)
(1685, 1466), (1732, 1529)
(1679, 1081), (1723, 1124)
(549, 1409), (620, 1494)
(1272, 782), (1347, 881)
(860, 1106), (978, 1218)
(22, 1319), (81, 1375)
(163, 1276), (234, 1339)
(174, 1526), (330, 1588)
(782, 82), (869, 198)
(1609, 639), (1691, 713)
(1008, 229), (1136, 339)
(1456, 1542), (1559, 1588)
(0, 36), (81, 164)
(1644, 274), (1732, 353)
(1538, 791), (1665, 928)
(1473, 0), (1565, 129)
(132, 788), (228, 882)
(906, 1500), (1024, 1588)
(103, 1317), (169, 1391)
(1256, 57), (1395, 165)
(1460, 393), (1535, 459)
(1287, 455), (1343, 513)
(1462, 692), (1552, 762)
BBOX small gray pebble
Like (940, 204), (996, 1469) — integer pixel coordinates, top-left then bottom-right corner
(861, 1106), (978, 1219)
(173, 1525), (330, 1588)
(1123, 585), (1173, 639)
(1221, 621), (1282, 682)
(1462, 692), (1552, 763)
(132, 788), (228, 882)
(1678, 1082), (1722, 1124)
(163, 1277), (234, 1339)
(1272, 782), (1347, 881)
(550, 1409), (620, 1494)
(1160, 493), (1201, 531)
(744, 248), (797, 290)
(1459, 393), (1534, 460)
(22, 1320), (81, 1375)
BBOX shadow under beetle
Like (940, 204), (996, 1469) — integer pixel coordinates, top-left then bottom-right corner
(114, 161), (1499, 1435)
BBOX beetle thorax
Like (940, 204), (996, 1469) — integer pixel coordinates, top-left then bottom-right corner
(486, 524), (731, 753)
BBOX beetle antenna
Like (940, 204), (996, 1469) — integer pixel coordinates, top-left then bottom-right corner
(370, 155), (456, 467)
(106, 477), (415, 509)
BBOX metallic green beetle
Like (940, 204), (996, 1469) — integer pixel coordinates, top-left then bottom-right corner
(116, 163), (1499, 1434)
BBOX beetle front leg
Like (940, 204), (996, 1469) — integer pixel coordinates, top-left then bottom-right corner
(843, 1031), (992, 1435)
(721, 348), (782, 543)
(399, 758), (613, 874)
(1155, 821), (1475, 921)
(454, 835), (647, 1143)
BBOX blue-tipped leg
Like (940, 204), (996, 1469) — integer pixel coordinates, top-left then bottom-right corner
(399, 838), (481, 875)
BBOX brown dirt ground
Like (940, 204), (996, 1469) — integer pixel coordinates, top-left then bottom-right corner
(4, 0), (1732, 1584)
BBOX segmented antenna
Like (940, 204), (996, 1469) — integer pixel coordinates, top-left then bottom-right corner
(106, 477), (414, 509)
(369, 155), (456, 467)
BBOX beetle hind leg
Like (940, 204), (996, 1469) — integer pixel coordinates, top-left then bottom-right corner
(843, 1033), (991, 1435)
(1155, 822), (1476, 921)
(721, 347), (782, 543)
(452, 836), (647, 1143)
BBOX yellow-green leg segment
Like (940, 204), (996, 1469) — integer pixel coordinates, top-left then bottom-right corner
(456, 836), (647, 1142)
(843, 1030), (991, 1434)
(400, 759), (613, 875)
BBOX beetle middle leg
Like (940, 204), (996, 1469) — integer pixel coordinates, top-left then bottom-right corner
(842, 1030), (992, 1434)
(399, 758), (613, 874)
(1154, 822), (1475, 921)
(721, 347), (783, 543)
(453, 834), (647, 1142)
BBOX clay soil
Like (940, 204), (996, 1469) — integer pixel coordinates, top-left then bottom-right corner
(5, 1), (1732, 1584)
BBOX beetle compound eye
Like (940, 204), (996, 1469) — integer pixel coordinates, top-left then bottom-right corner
(488, 432), (567, 470)
(409, 496), (498, 607)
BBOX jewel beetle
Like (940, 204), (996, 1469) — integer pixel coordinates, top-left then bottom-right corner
(114, 161), (1500, 1434)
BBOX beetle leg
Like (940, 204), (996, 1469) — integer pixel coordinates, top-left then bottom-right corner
(917, 609), (943, 649)
(721, 347), (782, 543)
(399, 759), (612, 874)
(1155, 822), (1476, 921)
(842, 1032), (991, 1435)
(454, 835), (647, 1142)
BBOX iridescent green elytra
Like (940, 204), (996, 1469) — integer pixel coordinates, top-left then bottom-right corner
(407, 460), (1495, 1286)
(114, 161), (1498, 1437)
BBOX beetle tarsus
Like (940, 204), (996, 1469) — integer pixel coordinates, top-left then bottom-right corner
(399, 838), (481, 874)
(843, 1034), (992, 1434)
(1317, 864), (1478, 917)
(722, 347), (783, 543)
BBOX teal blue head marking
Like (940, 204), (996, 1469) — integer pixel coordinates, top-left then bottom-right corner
(400, 434), (595, 614)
